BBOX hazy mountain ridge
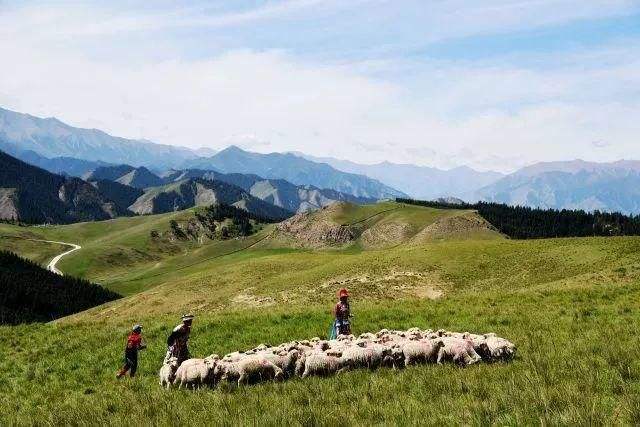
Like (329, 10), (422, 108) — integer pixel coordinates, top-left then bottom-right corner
(295, 153), (504, 200)
(0, 107), (204, 169)
(477, 160), (640, 214)
(184, 146), (407, 200)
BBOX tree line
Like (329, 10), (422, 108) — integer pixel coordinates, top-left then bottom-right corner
(0, 251), (121, 324)
(396, 198), (640, 239)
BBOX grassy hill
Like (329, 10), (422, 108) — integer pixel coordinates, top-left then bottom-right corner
(1, 201), (639, 424)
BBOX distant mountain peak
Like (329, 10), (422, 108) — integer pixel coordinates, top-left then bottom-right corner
(183, 147), (406, 200)
(0, 106), (205, 169)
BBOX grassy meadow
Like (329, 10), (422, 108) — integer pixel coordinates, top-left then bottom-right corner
(1, 202), (640, 424)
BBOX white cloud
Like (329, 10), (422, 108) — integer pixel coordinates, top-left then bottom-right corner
(1, 1), (639, 173)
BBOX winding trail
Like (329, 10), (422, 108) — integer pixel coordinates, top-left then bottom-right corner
(0, 235), (81, 275)
(44, 240), (81, 275)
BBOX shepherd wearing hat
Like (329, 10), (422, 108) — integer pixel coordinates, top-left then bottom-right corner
(116, 324), (146, 378)
(165, 314), (194, 365)
(332, 288), (352, 337)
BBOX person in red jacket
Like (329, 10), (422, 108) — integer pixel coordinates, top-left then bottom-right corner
(333, 288), (352, 336)
(116, 324), (146, 378)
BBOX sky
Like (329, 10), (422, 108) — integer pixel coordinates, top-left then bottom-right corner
(1, 0), (639, 172)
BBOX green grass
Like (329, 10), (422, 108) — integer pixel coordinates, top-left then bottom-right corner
(2, 202), (640, 424)
(2, 272), (640, 425)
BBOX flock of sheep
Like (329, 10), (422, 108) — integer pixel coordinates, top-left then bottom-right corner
(160, 327), (516, 389)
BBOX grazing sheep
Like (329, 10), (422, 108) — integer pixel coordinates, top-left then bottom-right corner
(388, 347), (405, 370)
(222, 352), (245, 363)
(173, 358), (217, 389)
(159, 357), (179, 389)
(482, 334), (517, 362)
(216, 356), (284, 386)
(165, 327), (515, 390)
(375, 329), (390, 338)
(315, 340), (331, 351)
(358, 332), (376, 341)
(437, 337), (482, 367)
(342, 343), (394, 371)
(337, 334), (355, 342)
(261, 349), (300, 378)
(400, 339), (444, 366)
(295, 351), (344, 378)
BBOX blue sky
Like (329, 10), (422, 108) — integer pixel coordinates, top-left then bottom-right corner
(1, 0), (639, 171)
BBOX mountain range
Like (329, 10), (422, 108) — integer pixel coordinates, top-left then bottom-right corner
(86, 165), (374, 214)
(296, 154), (504, 200)
(476, 160), (640, 214)
(0, 107), (205, 170)
(183, 146), (406, 200)
(4, 106), (640, 215)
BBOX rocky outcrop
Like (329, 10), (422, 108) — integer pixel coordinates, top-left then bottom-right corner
(275, 210), (357, 248)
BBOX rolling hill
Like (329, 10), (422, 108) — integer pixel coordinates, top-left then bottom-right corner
(184, 146), (407, 200)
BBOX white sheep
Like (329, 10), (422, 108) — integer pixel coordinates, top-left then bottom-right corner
(173, 358), (217, 389)
(340, 343), (392, 371)
(159, 357), (179, 389)
(260, 349), (300, 378)
(482, 334), (517, 362)
(436, 337), (482, 367)
(400, 339), (444, 366)
(216, 356), (284, 386)
(295, 351), (344, 378)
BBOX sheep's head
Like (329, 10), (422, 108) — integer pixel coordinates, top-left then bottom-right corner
(376, 329), (390, 338)
(204, 354), (220, 368)
(316, 340), (330, 351)
(390, 347), (405, 369)
(475, 342), (491, 361)
(165, 356), (179, 370)
(294, 355), (306, 377)
(432, 338), (445, 351)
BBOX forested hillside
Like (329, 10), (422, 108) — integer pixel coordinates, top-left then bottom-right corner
(0, 150), (128, 223)
(0, 251), (120, 324)
(398, 198), (640, 239)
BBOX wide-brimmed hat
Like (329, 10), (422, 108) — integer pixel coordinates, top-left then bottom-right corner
(132, 324), (142, 332)
(182, 314), (195, 321)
